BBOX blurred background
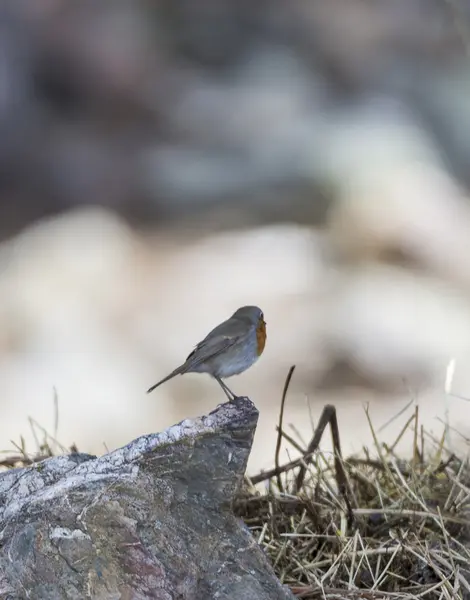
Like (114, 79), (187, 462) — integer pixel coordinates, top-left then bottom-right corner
(1, 0), (470, 472)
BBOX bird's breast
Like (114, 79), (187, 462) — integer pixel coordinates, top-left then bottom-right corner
(256, 320), (266, 356)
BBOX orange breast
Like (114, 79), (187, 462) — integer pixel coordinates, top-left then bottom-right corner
(256, 319), (267, 356)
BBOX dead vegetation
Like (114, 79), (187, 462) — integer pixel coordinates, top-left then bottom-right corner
(235, 367), (470, 599)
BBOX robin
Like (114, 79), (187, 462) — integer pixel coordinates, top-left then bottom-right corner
(147, 305), (266, 401)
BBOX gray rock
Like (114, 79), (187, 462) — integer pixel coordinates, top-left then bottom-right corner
(0, 396), (293, 600)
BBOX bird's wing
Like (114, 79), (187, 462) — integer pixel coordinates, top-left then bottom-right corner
(183, 318), (246, 370)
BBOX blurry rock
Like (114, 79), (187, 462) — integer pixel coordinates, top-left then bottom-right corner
(0, 207), (153, 457)
(292, 0), (463, 90)
(36, 124), (135, 211)
(0, 206), (139, 328)
(32, 0), (161, 115)
(140, 45), (326, 217)
(0, 3), (35, 161)
(325, 99), (470, 291)
(413, 65), (470, 187)
(322, 263), (470, 387)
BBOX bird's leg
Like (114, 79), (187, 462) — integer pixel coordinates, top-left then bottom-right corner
(220, 379), (239, 400)
(215, 376), (237, 401)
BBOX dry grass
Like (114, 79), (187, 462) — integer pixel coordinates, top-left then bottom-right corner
(235, 369), (470, 599)
(0, 396), (78, 470)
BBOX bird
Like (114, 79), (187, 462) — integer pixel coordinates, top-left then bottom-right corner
(146, 305), (266, 401)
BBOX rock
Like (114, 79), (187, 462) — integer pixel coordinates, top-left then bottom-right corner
(322, 263), (470, 387)
(0, 396), (293, 600)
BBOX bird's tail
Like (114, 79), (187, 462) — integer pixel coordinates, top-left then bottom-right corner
(146, 365), (186, 394)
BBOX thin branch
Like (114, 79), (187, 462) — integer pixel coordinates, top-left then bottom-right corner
(275, 365), (296, 493)
(293, 405), (336, 493)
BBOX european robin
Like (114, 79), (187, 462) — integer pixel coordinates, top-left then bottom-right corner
(147, 305), (266, 401)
